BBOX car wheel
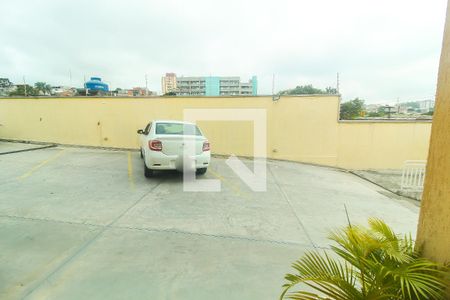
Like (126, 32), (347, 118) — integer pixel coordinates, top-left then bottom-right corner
(140, 148), (143, 159)
(196, 168), (207, 175)
(144, 163), (154, 178)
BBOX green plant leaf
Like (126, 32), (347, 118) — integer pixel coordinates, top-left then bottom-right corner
(281, 219), (449, 300)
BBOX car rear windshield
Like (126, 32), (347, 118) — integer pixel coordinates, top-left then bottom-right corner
(155, 123), (202, 136)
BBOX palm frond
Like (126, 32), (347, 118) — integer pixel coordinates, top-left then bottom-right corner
(281, 251), (362, 300)
(392, 259), (447, 299)
(368, 218), (398, 242)
(285, 290), (330, 300)
(281, 219), (449, 300)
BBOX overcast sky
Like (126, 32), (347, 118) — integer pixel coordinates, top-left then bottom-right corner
(1, 0), (447, 103)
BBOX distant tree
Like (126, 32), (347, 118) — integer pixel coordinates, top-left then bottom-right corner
(34, 82), (52, 95)
(325, 86), (338, 94)
(377, 106), (387, 116)
(163, 91), (177, 96)
(9, 85), (38, 96)
(280, 84), (338, 95)
(0, 78), (13, 88)
(340, 98), (365, 120)
(421, 110), (434, 116)
(366, 106), (387, 118)
(367, 111), (383, 118)
(280, 85), (324, 95)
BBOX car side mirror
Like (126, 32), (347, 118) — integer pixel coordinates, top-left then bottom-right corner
(137, 129), (144, 134)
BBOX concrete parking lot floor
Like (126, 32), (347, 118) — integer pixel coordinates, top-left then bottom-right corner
(0, 142), (419, 300)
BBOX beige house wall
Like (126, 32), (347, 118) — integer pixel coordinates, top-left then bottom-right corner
(0, 95), (431, 170)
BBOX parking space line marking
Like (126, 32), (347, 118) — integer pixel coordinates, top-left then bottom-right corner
(17, 149), (66, 180)
(127, 151), (135, 190)
(208, 168), (251, 200)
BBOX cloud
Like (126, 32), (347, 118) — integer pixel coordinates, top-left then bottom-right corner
(0, 0), (447, 103)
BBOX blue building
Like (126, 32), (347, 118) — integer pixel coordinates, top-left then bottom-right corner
(85, 77), (109, 94)
(175, 76), (257, 96)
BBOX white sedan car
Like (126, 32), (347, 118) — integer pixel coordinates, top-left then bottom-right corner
(137, 120), (210, 177)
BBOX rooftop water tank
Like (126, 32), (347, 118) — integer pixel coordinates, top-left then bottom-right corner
(85, 77), (109, 92)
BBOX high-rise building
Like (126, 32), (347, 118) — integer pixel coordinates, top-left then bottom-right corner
(161, 74), (257, 96)
(161, 73), (177, 94)
(418, 99), (435, 113)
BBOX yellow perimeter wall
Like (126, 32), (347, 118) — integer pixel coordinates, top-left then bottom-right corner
(0, 96), (431, 169)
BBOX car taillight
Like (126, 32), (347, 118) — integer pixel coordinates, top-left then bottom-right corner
(202, 141), (210, 152)
(149, 140), (162, 151)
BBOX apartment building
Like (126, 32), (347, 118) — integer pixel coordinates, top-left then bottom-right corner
(217, 76), (257, 96)
(161, 73), (177, 94)
(418, 99), (435, 113)
(162, 74), (257, 96)
(397, 99), (435, 114)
